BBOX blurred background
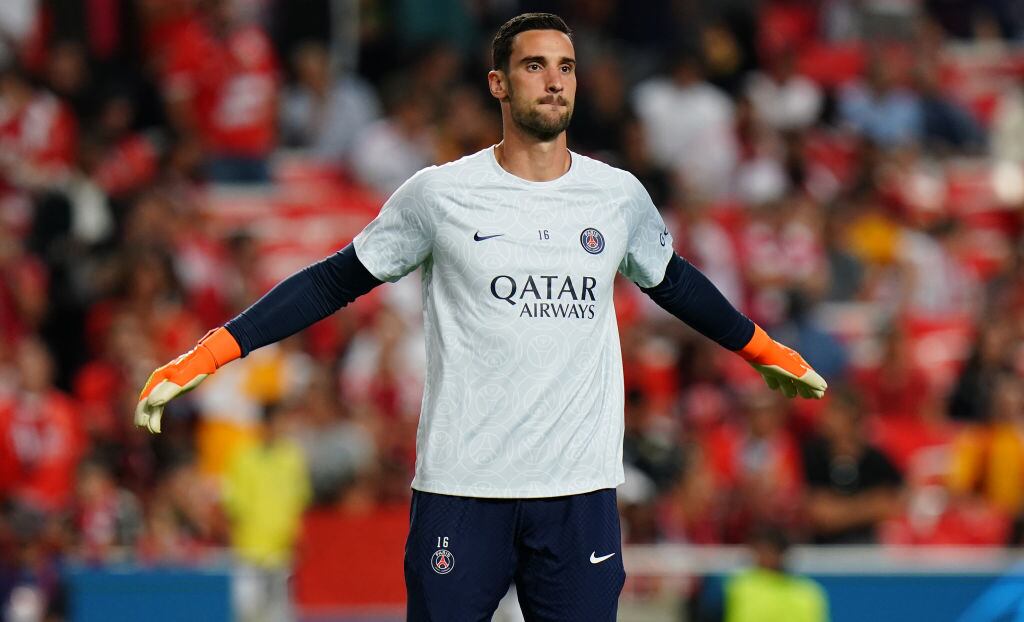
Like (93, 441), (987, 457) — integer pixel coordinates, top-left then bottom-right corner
(0, 0), (1023, 620)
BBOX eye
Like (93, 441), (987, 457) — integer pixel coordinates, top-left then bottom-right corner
(560, 65), (573, 74)
(527, 63), (541, 71)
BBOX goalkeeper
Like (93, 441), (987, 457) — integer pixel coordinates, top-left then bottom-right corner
(136, 12), (825, 621)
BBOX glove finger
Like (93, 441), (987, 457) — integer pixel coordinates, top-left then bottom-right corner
(781, 378), (797, 398)
(797, 383), (814, 399)
(763, 374), (780, 391)
(806, 370), (828, 396)
(148, 409), (163, 434)
(797, 370), (827, 399)
(148, 380), (184, 408)
(134, 399), (150, 429)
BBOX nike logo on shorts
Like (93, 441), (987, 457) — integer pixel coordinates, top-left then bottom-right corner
(474, 231), (503, 241)
(590, 552), (616, 564)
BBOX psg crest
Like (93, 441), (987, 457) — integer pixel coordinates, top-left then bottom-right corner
(580, 228), (605, 254)
(431, 549), (455, 575)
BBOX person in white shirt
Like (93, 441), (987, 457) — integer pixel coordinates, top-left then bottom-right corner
(633, 49), (738, 199)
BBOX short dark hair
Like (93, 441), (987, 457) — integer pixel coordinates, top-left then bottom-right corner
(492, 12), (572, 73)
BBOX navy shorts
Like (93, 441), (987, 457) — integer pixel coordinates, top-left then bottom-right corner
(404, 488), (626, 621)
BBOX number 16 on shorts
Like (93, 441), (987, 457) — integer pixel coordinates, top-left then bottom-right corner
(432, 536), (454, 575)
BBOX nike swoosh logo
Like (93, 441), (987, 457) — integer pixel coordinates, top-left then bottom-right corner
(590, 552), (616, 564)
(474, 232), (504, 241)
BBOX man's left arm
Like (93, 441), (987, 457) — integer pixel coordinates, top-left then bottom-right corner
(639, 253), (826, 399)
(619, 172), (825, 399)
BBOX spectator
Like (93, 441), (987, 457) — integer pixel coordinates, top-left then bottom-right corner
(0, 229), (47, 346)
(73, 458), (142, 561)
(896, 218), (979, 318)
(135, 458), (220, 564)
(692, 525), (829, 622)
(912, 60), (985, 154)
(193, 338), (312, 477)
(350, 79), (435, 196)
(633, 48), (737, 199)
(740, 193), (827, 327)
(223, 402), (311, 622)
(84, 87), (161, 200)
(618, 116), (672, 209)
(838, 58), (923, 147)
(293, 364), (375, 506)
(44, 41), (97, 123)
(947, 373), (1024, 517)
(820, 202), (866, 302)
(990, 84), (1024, 162)
(948, 316), (1019, 422)
(0, 63), (78, 196)
(773, 292), (849, 383)
(278, 41), (380, 162)
(801, 389), (904, 544)
(667, 191), (744, 309)
(0, 503), (67, 622)
(726, 525), (828, 622)
(160, 0), (280, 183)
(0, 337), (84, 514)
(745, 47), (823, 133)
(733, 94), (790, 207)
(570, 52), (634, 158)
(623, 389), (684, 495)
(0, 1), (39, 66)
(856, 327), (930, 420)
(434, 84), (500, 166)
(705, 391), (804, 541)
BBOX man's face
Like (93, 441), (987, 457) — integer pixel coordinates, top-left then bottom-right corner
(500, 29), (576, 141)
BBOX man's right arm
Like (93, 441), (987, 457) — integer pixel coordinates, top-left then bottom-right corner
(135, 244), (381, 433)
(225, 244), (381, 356)
(136, 168), (435, 433)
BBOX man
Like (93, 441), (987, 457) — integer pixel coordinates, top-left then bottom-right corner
(802, 389), (902, 544)
(223, 403), (311, 622)
(136, 13), (826, 620)
(693, 525), (829, 622)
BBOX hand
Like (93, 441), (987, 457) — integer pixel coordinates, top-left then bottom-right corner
(739, 325), (827, 399)
(135, 327), (240, 433)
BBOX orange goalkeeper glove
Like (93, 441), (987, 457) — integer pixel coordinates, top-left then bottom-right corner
(135, 327), (241, 433)
(738, 325), (827, 399)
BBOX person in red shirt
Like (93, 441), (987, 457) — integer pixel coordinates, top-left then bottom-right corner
(159, 0), (279, 183)
(0, 337), (84, 513)
(0, 64), (77, 200)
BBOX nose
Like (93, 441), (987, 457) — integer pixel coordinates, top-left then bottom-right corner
(546, 67), (563, 93)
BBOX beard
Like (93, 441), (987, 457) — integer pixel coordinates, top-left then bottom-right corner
(507, 83), (574, 142)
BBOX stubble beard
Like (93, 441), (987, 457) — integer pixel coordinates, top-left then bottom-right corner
(507, 83), (574, 142)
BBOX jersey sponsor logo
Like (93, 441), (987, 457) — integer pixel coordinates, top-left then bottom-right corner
(660, 227), (669, 247)
(580, 228), (605, 254)
(490, 274), (597, 319)
(431, 549), (455, 574)
(590, 551), (616, 564)
(474, 231), (504, 241)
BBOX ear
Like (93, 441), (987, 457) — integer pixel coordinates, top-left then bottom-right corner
(488, 69), (508, 101)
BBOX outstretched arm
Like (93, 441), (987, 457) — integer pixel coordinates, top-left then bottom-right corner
(640, 253), (826, 399)
(224, 244), (382, 355)
(135, 244), (383, 433)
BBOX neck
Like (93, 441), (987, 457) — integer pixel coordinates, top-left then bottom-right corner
(494, 123), (570, 182)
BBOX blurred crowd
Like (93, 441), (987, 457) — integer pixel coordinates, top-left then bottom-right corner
(0, 0), (1023, 618)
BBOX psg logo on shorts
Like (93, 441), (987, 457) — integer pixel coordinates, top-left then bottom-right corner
(580, 228), (605, 255)
(431, 549), (455, 575)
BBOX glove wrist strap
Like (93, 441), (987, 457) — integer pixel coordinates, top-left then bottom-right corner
(738, 324), (771, 363)
(197, 327), (242, 369)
